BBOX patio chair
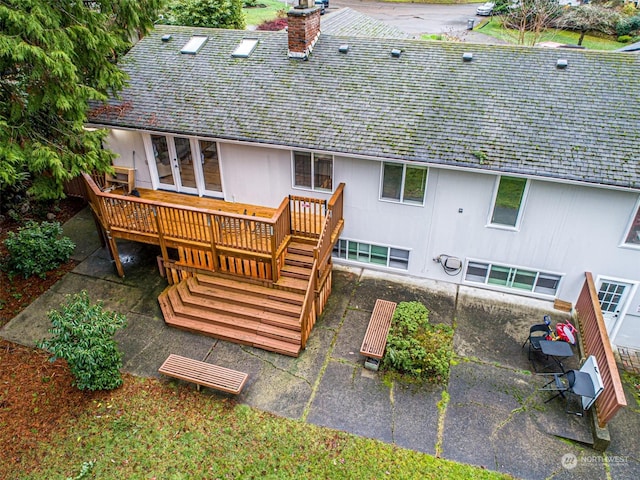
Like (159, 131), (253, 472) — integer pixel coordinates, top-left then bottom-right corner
(540, 360), (602, 416)
(522, 322), (552, 370)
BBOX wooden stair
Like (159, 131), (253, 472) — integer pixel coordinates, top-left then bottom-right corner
(158, 273), (305, 357)
(275, 240), (316, 293)
(158, 239), (318, 357)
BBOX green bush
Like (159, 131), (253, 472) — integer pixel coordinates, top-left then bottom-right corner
(3, 220), (75, 279)
(39, 291), (127, 391)
(382, 301), (454, 383)
(617, 35), (633, 42)
(617, 15), (640, 36)
(164, 0), (246, 29)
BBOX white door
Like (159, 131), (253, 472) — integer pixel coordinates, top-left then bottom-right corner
(596, 278), (633, 334)
(148, 134), (223, 197)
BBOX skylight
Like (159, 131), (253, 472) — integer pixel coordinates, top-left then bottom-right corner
(231, 39), (259, 58)
(181, 36), (208, 54)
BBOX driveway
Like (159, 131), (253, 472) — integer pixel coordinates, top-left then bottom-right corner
(331, 0), (481, 35)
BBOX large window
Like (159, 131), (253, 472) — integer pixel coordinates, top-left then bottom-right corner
(623, 200), (640, 246)
(489, 176), (528, 228)
(380, 162), (427, 205)
(333, 239), (409, 270)
(293, 151), (333, 191)
(465, 260), (561, 296)
(198, 140), (222, 193)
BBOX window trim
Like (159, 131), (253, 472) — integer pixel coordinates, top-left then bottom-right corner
(620, 195), (640, 250)
(463, 258), (563, 298)
(291, 150), (334, 192)
(487, 175), (529, 231)
(379, 161), (428, 206)
(333, 238), (410, 270)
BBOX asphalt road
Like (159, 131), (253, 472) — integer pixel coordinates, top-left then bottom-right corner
(330, 0), (484, 36)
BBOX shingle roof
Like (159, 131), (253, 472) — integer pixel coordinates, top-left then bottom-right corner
(89, 25), (640, 190)
(321, 7), (412, 39)
(616, 41), (640, 52)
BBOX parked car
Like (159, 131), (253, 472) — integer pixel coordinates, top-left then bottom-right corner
(476, 2), (495, 15)
(315, 0), (325, 14)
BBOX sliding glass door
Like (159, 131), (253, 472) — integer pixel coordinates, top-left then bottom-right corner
(147, 134), (223, 197)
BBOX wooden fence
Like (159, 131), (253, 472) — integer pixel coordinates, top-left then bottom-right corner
(575, 272), (627, 428)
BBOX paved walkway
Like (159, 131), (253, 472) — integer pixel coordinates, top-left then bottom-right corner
(2, 207), (639, 479)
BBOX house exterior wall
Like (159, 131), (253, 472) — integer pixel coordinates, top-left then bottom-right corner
(102, 130), (640, 350)
(105, 129), (151, 189)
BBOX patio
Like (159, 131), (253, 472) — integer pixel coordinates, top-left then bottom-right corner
(1, 207), (638, 480)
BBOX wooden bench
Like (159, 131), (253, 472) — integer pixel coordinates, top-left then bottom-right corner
(360, 299), (397, 371)
(158, 354), (248, 394)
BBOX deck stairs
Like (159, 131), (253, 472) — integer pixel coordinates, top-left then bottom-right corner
(158, 238), (317, 357)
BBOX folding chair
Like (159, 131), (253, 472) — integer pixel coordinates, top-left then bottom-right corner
(522, 321), (551, 371)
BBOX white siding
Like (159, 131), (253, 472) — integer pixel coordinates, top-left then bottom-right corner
(100, 130), (640, 348)
(103, 129), (150, 189)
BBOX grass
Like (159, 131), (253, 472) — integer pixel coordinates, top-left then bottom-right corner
(14, 377), (511, 479)
(244, 0), (289, 27)
(477, 19), (626, 50)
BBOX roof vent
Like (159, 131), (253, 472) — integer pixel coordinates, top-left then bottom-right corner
(556, 58), (568, 69)
(232, 38), (259, 58)
(462, 52), (473, 62)
(181, 35), (208, 54)
(391, 48), (402, 58)
(161, 34), (172, 43)
(339, 44), (349, 54)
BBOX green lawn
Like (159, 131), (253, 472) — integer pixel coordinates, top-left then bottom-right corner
(14, 377), (510, 479)
(244, 0), (289, 27)
(477, 19), (626, 50)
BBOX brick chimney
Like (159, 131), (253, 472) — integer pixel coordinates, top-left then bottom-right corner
(287, 0), (321, 60)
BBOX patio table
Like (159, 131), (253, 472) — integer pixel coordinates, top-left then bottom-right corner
(539, 340), (574, 372)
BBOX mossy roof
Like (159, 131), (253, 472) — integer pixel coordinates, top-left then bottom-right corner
(321, 8), (412, 39)
(89, 25), (640, 190)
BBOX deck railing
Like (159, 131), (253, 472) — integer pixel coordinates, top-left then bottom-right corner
(83, 174), (345, 283)
(290, 195), (327, 238)
(327, 183), (344, 239)
(575, 272), (627, 428)
(299, 259), (318, 349)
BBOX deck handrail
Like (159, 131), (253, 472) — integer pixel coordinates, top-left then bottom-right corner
(84, 174), (277, 254)
(575, 272), (627, 428)
(299, 259), (318, 349)
(327, 183), (345, 237)
(289, 194), (326, 238)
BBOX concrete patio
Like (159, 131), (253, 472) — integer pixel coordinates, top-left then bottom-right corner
(2, 207), (639, 480)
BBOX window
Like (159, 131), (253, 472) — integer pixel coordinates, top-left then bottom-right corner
(231, 38), (258, 58)
(333, 239), (409, 270)
(198, 140), (222, 193)
(380, 162), (427, 205)
(293, 151), (333, 191)
(181, 36), (208, 54)
(490, 176), (528, 227)
(623, 200), (640, 246)
(465, 260), (561, 296)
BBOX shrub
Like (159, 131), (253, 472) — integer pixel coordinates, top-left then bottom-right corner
(382, 301), (454, 383)
(617, 15), (640, 36)
(618, 34), (633, 42)
(257, 17), (288, 31)
(3, 220), (75, 279)
(39, 291), (127, 391)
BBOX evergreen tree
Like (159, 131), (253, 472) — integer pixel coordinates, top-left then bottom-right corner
(164, 0), (246, 29)
(0, 0), (163, 200)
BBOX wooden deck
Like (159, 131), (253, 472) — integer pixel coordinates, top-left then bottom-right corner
(134, 188), (275, 218)
(82, 174), (344, 355)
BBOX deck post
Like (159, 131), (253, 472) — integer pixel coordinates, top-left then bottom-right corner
(154, 207), (170, 263)
(271, 231), (279, 283)
(208, 214), (220, 271)
(105, 233), (125, 277)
